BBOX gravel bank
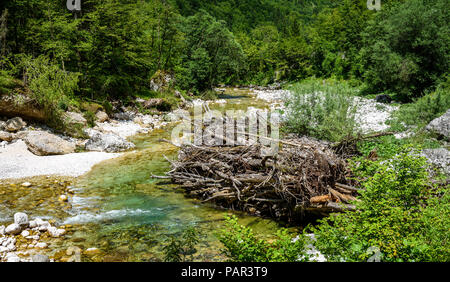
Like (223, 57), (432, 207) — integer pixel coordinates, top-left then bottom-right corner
(0, 140), (120, 179)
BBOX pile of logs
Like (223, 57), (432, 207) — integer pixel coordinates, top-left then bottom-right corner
(154, 137), (361, 222)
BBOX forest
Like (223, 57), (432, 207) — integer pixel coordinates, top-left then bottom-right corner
(0, 0), (449, 264)
(1, 0), (448, 102)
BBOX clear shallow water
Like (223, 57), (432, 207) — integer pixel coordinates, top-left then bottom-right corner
(0, 88), (298, 262)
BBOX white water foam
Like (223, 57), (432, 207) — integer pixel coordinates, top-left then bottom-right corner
(63, 208), (164, 224)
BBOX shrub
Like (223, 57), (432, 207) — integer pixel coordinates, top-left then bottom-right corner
(311, 146), (449, 262)
(218, 215), (309, 262)
(21, 55), (79, 129)
(390, 83), (450, 131)
(284, 78), (358, 142)
(0, 70), (21, 95)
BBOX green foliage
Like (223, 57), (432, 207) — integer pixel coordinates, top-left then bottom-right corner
(162, 226), (200, 262)
(359, 0), (450, 101)
(83, 110), (96, 128)
(176, 10), (245, 93)
(21, 55), (79, 128)
(218, 215), (309, 262)
(312, 146), (449, 262)
(284, 78), (358, 142)
(0, 70), (20, 95)
(390, 84), (450, 131)
(309, 0), (375, 79)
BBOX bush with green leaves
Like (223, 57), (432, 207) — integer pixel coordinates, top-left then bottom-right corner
(311, 146), (449, 262)
(0, 70), (20, 95)
(284, 78), (358, 142)
(218, 215), (309, 262)
(389, 82), (450, 132)
(21, 55), (79, 129)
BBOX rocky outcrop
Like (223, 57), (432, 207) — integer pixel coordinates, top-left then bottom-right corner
(84, 129), (135, 153)
(64, 111), (87, 127)
(0, 131), (13, 142)
(4, 117), (26, 132)
(0, 94), (47, 122)
(422, 148), (450, 176)
(24, 131), (76, 156)
(426, 109), (450, 139)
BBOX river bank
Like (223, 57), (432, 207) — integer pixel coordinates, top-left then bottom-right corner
(0, 87), (300, 262)
(1, 86), (447, 262)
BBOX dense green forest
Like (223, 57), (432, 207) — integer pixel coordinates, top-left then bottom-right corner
(0, 0), (448, 102)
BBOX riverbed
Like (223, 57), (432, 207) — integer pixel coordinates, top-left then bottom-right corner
(0, 88), (298, 262)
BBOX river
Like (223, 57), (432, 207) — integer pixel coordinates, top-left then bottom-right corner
(0, 88), (298, 262)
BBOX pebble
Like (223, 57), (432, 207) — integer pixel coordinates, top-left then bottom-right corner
(20, 230), (30, 237)
(14, 212), (29, 227)
(47, 226), (66, 238)
(35, 242), (48, 249)
(21, 182), (32, 187)
(0, 212), (68, 262)
(5, 223), (21, 235)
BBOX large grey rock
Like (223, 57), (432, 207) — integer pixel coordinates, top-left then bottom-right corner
(64, 111), (87, 127)
(14, 212), (29, 227)
(0, 131), (13, 142)
(5, 117), (26, 132)
(24, 131), (75, 156)
(426, 110), (450, 139)
(85, 130), (135, 153)
(32, 254), (50, 262)
(422, 148), (450, 175)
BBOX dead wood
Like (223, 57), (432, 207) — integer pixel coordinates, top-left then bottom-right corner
(153, 136), (360, 222)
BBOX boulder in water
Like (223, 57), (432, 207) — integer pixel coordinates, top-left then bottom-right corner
(14, 212), (29, 227)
